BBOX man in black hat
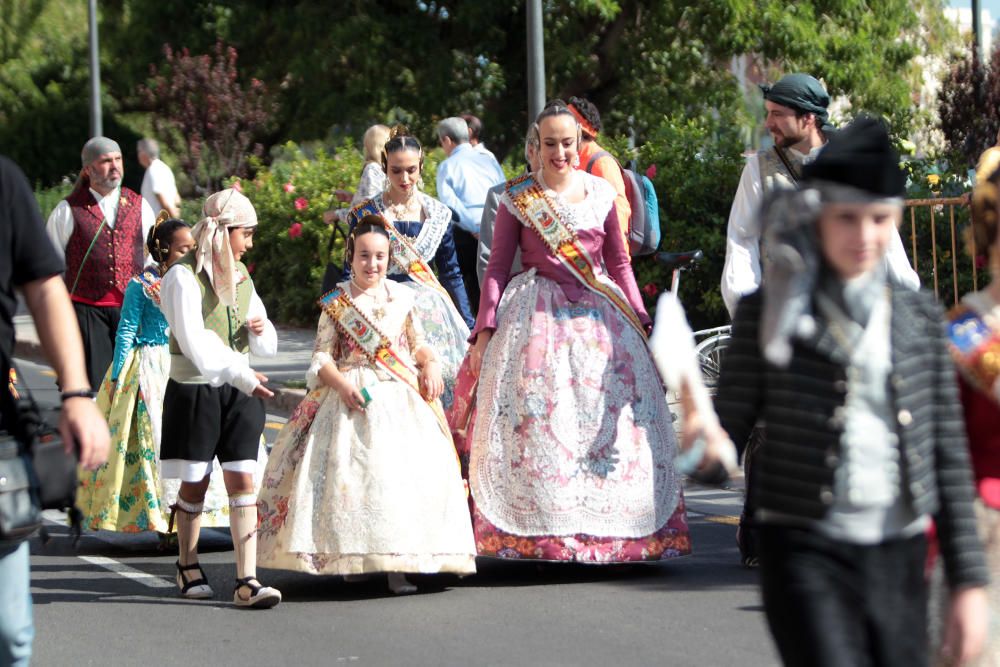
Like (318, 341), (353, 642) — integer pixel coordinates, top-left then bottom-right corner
(715, 116), (987, 667)
(721, 73), (920, 567)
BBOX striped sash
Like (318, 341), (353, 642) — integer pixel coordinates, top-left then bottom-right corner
(504, 174), (646, 338)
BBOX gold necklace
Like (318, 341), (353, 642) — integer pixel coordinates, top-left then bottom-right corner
(384, 190), (419, 221)
(350, 278), (388, 321)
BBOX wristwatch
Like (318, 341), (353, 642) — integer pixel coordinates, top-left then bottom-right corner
(60, 389), (96, 402)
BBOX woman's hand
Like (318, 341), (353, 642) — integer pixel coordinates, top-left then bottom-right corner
(419, 360), (444, 401)
(678, 380), (737, 478)
(468, 330), (492, 378)
(699, 422), (738, 475)
(334, 189), (353, 203)
(333, 376), (367, 412)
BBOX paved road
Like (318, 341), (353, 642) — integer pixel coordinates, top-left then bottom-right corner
(16, 357), (779, 667)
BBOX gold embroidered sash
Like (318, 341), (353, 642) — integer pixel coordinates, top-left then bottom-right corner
(383, 224), (451, 301)
(319, 286), (452, 438)
(505, 174), (647, 338)
(948, 304), (1000, 404)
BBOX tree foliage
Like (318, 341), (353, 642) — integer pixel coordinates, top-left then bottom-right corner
(5, 0), (955, 188)
(939, 45), (1000, 168)
(137, 41), (277, 194)
(94, 0), (946, 160)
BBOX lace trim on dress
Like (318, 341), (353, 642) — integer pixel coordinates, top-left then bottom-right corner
(500, 172), (616, 232)
(370, 193), (451, 270)
(469, 268), (681, 537)
(352, 162), (387, 206)
(137, 268), (162, 305)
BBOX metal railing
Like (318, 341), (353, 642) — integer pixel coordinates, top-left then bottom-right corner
(903, 195), (975, 304)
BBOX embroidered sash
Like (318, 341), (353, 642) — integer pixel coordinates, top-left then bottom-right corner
(504, 174), (647, 338)
(137, 269), (162, 305)
(347, 200), (451, 300)
(319, 286), (452, 438)
(948, 304), (1000, 404)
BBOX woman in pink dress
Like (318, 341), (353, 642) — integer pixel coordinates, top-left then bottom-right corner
(452, 101), (709, 563)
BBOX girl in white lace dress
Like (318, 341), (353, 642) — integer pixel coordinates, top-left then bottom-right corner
(257, 218), (476, 594)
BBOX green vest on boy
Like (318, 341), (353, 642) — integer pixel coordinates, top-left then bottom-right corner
(168, 252), (253, 355)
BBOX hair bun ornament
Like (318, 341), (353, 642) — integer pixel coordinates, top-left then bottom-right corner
(154, 209), (171, 229)
(388, 124), (411, 141)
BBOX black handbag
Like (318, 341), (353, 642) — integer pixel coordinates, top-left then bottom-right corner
(0, 348), (79, 543)
(321, 219), (348, 295)
(0, 433), (42, 542)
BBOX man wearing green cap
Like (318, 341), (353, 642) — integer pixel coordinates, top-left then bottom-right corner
(722, 74), (920, 568)
(45, 137), (155, 389)
(722, 73), (919, 317)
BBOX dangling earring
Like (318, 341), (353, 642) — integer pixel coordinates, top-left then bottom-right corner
(571, 155), (581, 168)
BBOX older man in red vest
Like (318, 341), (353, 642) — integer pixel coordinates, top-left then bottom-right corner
(46, 137), (155, 388)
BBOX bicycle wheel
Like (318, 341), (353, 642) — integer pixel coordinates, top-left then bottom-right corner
(694, 332), (731, 393)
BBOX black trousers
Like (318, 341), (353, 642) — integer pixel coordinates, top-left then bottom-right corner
(758, 525), (929, 667)
(160, 381), (265, 465)
(72, 302), (120, 391)
(738, 426), (765, 545)
(452, 227), (481, 315)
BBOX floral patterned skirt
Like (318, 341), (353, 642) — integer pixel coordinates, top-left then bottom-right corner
(451, 270), (690, 562)
(400, 281), (469, 410)
(76, 345), (238, 532)
(257, 368), (476, 576)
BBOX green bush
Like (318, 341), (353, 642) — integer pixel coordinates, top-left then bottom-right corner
(231, 140), (365, 325)
(601, 117), (746, 330)
(34, 181), (73, 219)
(900, 155), (978, 307)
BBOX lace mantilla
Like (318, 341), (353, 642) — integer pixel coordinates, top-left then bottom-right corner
(369, 193), (451, 268)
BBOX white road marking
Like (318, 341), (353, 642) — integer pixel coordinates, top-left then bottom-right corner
(77, 556), (174, 589)
(42, 511), (174, 589)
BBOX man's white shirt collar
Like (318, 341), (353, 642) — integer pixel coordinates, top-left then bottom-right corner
(89, 186), (122, 227)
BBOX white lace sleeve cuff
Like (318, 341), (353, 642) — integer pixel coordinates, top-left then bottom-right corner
(306, 351), (333, 390)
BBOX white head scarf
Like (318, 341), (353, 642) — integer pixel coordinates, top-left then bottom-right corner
(191, 188), (258, 307)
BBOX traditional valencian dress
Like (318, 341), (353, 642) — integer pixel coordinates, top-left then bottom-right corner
(947, 291), (1000, 664)
(257, 280), (477, 576)
(347, 194), (472, 407)
(76, 268), (229, 532)
(451, 171), (689, 562)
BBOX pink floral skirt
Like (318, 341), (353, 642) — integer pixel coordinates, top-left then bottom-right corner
(451, 271), (690, 562)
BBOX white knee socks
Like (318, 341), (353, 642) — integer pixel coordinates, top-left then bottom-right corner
(229, 494), (257, 580)
(173, 496), (204, 567)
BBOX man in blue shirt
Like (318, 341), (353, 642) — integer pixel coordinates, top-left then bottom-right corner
(436, 117), (506, 313)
